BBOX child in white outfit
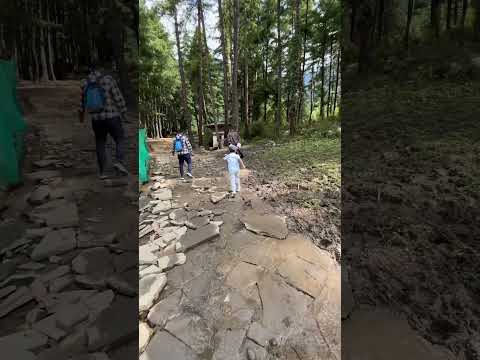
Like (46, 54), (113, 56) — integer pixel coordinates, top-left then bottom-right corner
(224, 145), (246, 194)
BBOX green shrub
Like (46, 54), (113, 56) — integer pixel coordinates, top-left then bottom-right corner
(204, 128), (213, 147)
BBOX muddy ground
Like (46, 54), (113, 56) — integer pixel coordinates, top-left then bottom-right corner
(342, 66), (480, 359)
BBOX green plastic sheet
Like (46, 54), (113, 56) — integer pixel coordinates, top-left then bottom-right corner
(139, 128), (151, 184)
(0, 60), (26, 188)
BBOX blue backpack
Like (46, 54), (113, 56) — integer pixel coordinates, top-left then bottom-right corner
(175, 138), (184, 152)
(84, 78), (105, 113)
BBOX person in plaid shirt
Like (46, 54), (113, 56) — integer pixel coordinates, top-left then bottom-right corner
(171, 130), (193, 180)
(79, 65), (128, 179)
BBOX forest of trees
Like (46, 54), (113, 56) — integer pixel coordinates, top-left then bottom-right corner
(0, 0), (138, 105)
(139, 0), (341, 145)
(344, 0), (480, 73)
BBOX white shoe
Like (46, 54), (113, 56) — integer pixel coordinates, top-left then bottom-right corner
(186, 172), (193, 178)
(113, 162), (128, 175)
(180, 177), (185, 181)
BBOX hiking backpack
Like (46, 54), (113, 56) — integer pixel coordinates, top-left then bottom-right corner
(174, 137), (184, 152)
(84, 78), (105, 113)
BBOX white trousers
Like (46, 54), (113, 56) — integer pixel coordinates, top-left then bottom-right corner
(230, 171), (240, 193)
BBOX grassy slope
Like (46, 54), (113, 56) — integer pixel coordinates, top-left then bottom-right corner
(247, 132), (341, 257)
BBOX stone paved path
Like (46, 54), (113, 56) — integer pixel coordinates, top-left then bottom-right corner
(0, 83), (138, 359)
(139, 147), (341, 360)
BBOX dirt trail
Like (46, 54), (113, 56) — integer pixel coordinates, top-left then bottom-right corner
(0, 83), (138, 359)
(138, 147), (341, 360)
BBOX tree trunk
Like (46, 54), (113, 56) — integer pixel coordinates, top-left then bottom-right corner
(218, 0), (231, 131)
(447, 0), (453, 30)
(377, 0), (385, 42)
(197, 1), (205, 147)
(263, 39), (269, 124)
(358, 3), (375, 72)
(173, 5), (191, 136)
(39, 0), (49, 82)
(199, 0), (219, 147)
(320, 29), (326, 119)
(350, 2), (357, 42)
(454, 0), (459, 25)
(333, 47), (340, 114)
(244, 60), (250, 138)
(297, 0), (309, 129)
(326, 36), (334, 116)
(405, 0), (415, 49)
(431, 0), (441, 38)
(475, 0), (480, 41)
(231, 0), (240, 131)
(46, 0), (56, 81)
(275, 0), (282, 138)
(461, 0), (469, 30)
(309, 61), (316, 126)
(289, 0), (301, 136)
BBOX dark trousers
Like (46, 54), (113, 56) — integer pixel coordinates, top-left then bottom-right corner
(91, 117), (125, 173)
(178, 153), (192, 177)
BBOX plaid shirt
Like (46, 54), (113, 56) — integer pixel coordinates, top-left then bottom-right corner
(80, 72), (127, 120)
(172, 135), (193, 155)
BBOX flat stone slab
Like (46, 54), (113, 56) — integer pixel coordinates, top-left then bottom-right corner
(31, 228), (76, 261)
(177, 223), (220, 252)
(87, 296), (137, 351)
(165, 313), (214, 354)
(151, 201), (172, 214)
(210, 192), (228, 204)
(55, 302), (90, 331)
(29, 199), (79, 228)
(139, 274), (167, 312)
(247, 322), (276, 347)
(0, 286), (34, 318)
(33, 315), (67, 341)
(28, 186), (50, 205)
(258, 274), (312, 336)
(72, 247), (114, 276)
(152, 188), (172, 201)
(147, 289), (183, 327)
(107, 274), (137, 297)
(139, 244), (158, 265)
(0, 285), (17, 299)
(140, 331), (198, 360)
(140, 265), (164, 279)
(276, 254), (329, 298)
(241, 212), (288, 240)
(34, 159), (58, 168)
(343, 309), (455, 360)
(0, 330), (48, 351)
(26, 170), (61, 182)
(169, 208), (188, 224)
(157, 253), (186, 272)
(139, 322), (153, 353)
(2, 349), (36, 360)
(185, 216), (210, 230)
(212, 328), (246, 360)
(77, 233), (116, 248)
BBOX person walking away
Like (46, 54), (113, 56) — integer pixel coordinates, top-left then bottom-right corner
(172, 131), (193, 180)
(224, 144), (246, 195)
(79, 65), (128, 179)
(224, 128), (244, 158)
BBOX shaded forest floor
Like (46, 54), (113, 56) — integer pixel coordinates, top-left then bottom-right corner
(342, 56), (480, 359)
(245, 134), (341, 259)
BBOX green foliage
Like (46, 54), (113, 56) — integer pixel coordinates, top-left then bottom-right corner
(203, 127), (214, 147)
(249, 130), (340, 193)
(139, 0), (179, 131)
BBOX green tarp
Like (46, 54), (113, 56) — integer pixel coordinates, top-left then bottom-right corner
(0, 60), (26, 188)
(139, 128), (151, 184)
